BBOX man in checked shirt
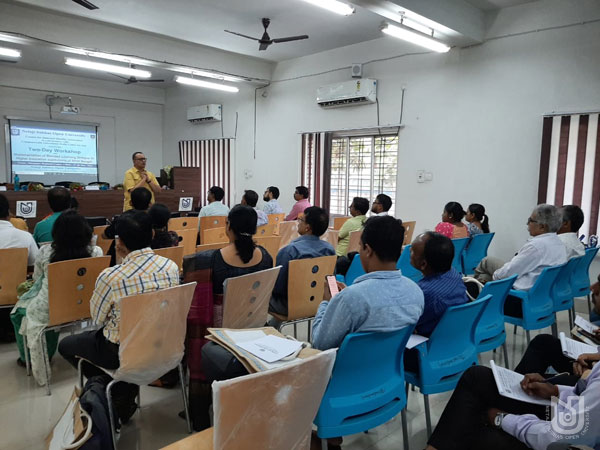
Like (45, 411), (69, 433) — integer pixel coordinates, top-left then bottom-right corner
(59, 210), (179, 424)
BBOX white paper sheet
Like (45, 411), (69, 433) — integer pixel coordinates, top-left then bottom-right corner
(406, 334), (428, 349)
(237, 335), (303, 363)
(224, 329), (266, 344)
(490, 360), (551, 406)
(575, 315), (599, 334)
(559, 332), (598, 359)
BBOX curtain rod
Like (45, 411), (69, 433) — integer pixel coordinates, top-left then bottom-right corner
(543, 109), (600, 117)
(297, 124), (404, 134)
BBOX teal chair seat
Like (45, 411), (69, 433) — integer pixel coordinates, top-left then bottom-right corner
(396, 244), (423, 283)
(462, 233), (495, 275)
(451, 238), (470, 274)
(571, 247), (599, 316)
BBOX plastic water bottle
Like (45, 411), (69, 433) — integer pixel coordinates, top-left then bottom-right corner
(14, 174), (19, 191)
(589, 235), (598, 248)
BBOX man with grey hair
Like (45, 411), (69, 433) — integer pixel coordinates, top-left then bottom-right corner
(557, 204), (585, 258)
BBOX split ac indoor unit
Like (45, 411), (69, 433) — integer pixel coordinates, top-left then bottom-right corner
(316, 78), (377, 108)
(187, 104), (222, 123)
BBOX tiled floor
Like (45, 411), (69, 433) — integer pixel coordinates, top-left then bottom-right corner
(0, 299), (589, 450)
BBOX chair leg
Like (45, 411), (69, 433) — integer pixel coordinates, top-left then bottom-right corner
(526, 330), (531, 345)
(321, 438), (327, 450)
(77, 358), (85, 389)
(424, 394), (432, 438)
(41, 331), (51, 396)
(502, 342), (509, 369)
(106, 380), (119, 450)
(513, 324), (517, 335)
(401, 408), (410, 450)
(551, 315), (558, 338)
(307, 320), (312, 341)
(178, 363), (192, 434)
(588, 293), (593, 317)
(405, 382), (409, 400)
(23, 334), (31, 376)
(293, 322), (297, 338)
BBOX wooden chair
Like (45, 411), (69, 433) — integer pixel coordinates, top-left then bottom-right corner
(255, 223), (278, 236)
(175, 229), (199, 256)
(196, 242), (229, 253)
(93, 225), (113, 255)
(347, 230), (363, 253)
(161, 350), (336, 450)
(321, 229), (338, 249)
(0, 248), (27, 307)
(78, 283), (197, 449)
(403, 220), (416, 246)
(333, 216), (351, 230)
(254, 235), (282, 266)
(222, 267), (281, 329)
(277, 221), (299, 249)
(27, 256), (111, 395)
(203, 227), (228, 245)
(271, 255), (336, 337)
(169, 216), (199, 231)
(154, 246), (185, 271)
(267, 213), (285, 226)
(199, 216), (227, 244)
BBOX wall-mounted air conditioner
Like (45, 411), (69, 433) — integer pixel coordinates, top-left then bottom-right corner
(316, 79), (377, 108)
(187, 104), (222, 123)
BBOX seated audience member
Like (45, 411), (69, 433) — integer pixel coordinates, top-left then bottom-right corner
(269, 206), (335, 316)
(0, 193), (38, 266)
(11, 211), (102, 385)
(199, 186), (230, 218)
(434, 201), (469, 239)
(263, 186), (283, 214)
(465, 203), (490, 236)
(148, 203), (179, 249)
(182, 205), (273, 430)
(33, 187), (71, 244)
(59, 211), (179, 424)
(557, 204), (585, 258)
(425, 362), (600, 450)
(312, 216), (424, 350)
(241, 189), (268, 226)
(336, 197), (369, 257)
(410, 232), (468, 336)
(371, 193), (393, 216)
(285, 185), (311, 221)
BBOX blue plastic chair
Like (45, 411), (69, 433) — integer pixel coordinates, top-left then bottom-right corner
(335, 253), (366, 285)
(396, 244), (423, 283)
(451, 238), (469, 274)
(405, 295), (491, 437)
(475, 275), (517, 368)
(570, 247), (599, 317)
(551, 256), (581, 333)
(504, 264), (564, 344)
(314, 326), (416, 450)
(462, 233), (495, 275)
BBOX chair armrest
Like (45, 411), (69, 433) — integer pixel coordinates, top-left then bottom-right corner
(335, 274), (345, 283)
(508, 289), (527, 300)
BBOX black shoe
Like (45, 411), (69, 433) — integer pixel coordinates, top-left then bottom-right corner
(16, 358), (26, 368)
(116, 402), (137, 425)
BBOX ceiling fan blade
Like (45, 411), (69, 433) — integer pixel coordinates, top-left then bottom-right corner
(71, 0), (99, 10)
(138, 79), (165, 83)
(109, 74), (130, 81)
(258, 41), (271, 51)
(224, 30), (260, 41)
(272, 35), (309, 43)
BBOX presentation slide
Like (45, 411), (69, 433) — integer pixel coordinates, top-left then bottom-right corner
(9, 119), (99, 186)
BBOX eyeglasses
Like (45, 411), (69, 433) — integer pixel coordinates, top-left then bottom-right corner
(134, 158), (147, 161)
(527, 218), (538, 224)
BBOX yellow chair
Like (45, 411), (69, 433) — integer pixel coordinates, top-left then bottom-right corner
(153, 246), (185, 271)
(203, 227), (228, 245)
(402, 220), (416, 246)
(347, 230), (363, 253)
(0, 248), (27, 307)
(254, 235), (282, 266)
(255, 223), (278, 237)
(169, 216), (200, 231)
(267, 213), (285, 226)
(175, 229), (199, 256)
(321, 229), (339, 249)
(199, 216), (227, 244)
(276, 221), (299, 249)
(333, 216), (351, 230)
(93, 225), (113, 256)
(196, 242), (229, 253)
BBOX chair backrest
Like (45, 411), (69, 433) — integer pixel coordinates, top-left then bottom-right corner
(322, 229), (338, 249)
(0, 248), (28, 306)
(153, 246), (185, 271)
(254, 235), (281, 266)
(196, 242), (228, 253)
(176, 229), (200, 256)
(115, 282), (196, 384)
(520, 264), (564, 326)
(333, 216), (351, 230)
(255, 223), (278, 237)
(212, 350), (336, 450)
(47, 256), (111, 327)
(168, 216), (199, 231)
(277, 221), (299, 249)
(347, 230), (362, 253)
(203, 227), (228, 244)
(396, 244), (423, 282)
(402, 220), (416, 246)
(475, 275), (517, 344)
(314, 327), (415, 436)
(571, 246), (599, 295)
(222, 267), (281, 328)
(267, 213), (285, 226)
(287, 255), (337, 320)
(85, 216), (108, 228)
(344, 253), (366, 285)
(462, 232), (495, 275)
(552, 256), (580, 306)
(93, 225), (113, 255)
(199, 215), (227, 244)
(451, 237), (470, 274)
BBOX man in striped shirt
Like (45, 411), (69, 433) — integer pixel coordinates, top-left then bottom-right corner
(59, 210), (179, 424)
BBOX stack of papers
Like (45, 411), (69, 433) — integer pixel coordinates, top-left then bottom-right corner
(575, 315), (600, 335)
(237, 335), (303, 363)
(559, 332), (598, 360)
(490, 360), (551, 406)
(406, 334), (428, 349)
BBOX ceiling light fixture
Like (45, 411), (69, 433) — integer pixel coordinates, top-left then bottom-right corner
(190, 70), (245, 83)
(381, 23), (450, 53)
(302, 0), (355, 16)
(174, 76), (239, 93)
(67, 49), (149, 66)
(0, 47), (21, 58)
(64, 58), (152, 77)
(400, 17), (433, 36)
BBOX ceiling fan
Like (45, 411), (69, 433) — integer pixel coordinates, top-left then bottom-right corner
(71, 0), (99, 10)
(111, 74), (165, 85)
(225, 18), (309, 51)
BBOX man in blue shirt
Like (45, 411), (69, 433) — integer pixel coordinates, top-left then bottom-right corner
(269, 206), (335, 316)
(33, 187), (71, 244)
(312, 216), (424, 350)
(262, 186), (283, 215)
(410, 231), (468, 337)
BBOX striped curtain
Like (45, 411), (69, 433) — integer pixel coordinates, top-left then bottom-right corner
(301, 132), (332, 210)
(538, 113), (600, 241)
(179, 139), (235, 207)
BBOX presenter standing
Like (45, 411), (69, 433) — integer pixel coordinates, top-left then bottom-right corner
(123, 152), (161, 211)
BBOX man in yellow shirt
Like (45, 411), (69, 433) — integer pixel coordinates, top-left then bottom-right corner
(123, 152), (161, 211)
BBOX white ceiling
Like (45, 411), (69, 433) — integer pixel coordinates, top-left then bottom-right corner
(464, 0), (537, 10)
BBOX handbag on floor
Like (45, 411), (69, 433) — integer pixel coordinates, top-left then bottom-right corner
(45, 387), (92, 450)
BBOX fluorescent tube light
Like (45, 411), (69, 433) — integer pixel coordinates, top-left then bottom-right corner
(174, 76), (239, 93)
(302, 0), (355, 16)
(68, 49), (149, 66)
(0, 47), (21, 58)
(190, 70), (245, 83)
(382, 23), (450, 53)
(401, 18), (432, 36)
(64, 58), (152, 78)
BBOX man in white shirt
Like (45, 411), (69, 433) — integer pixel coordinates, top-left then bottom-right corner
(557, 204), (585, 258)
(370, 193), (392, 216)
(262, 186), (283, 215)
(0, 194), (38, 267)
(198, 186), (230, 218)
(241, 190), (268, 226)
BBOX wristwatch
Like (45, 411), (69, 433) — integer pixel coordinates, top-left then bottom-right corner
(494, 412), (507, 429)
